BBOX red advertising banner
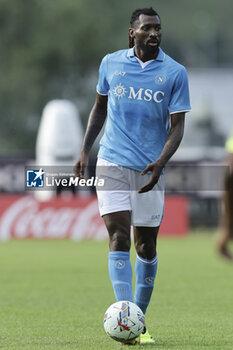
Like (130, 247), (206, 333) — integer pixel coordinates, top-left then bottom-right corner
(0, 195), (189, 240)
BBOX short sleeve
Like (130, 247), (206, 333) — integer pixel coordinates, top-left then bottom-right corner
(168, 67), (191, 114)
(96, 55), (109, 96)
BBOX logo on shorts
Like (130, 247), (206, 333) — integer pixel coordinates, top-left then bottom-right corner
(145, 277), (155, 285)
(151, 214), (161, 221)
(26, 169), (45, 188)
(115, 260), (125, 269)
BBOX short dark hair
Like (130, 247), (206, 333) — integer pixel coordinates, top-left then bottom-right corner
(130, 7), (160, 27)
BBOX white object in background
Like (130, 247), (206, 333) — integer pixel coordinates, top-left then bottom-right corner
(35, 100), (83, 201)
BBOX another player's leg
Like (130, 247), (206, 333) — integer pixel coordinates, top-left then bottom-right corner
(218, 168), (233, 260)
(103, 211), (133, 302)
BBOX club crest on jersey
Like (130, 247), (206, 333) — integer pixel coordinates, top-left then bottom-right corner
(155, 74), (166, 85)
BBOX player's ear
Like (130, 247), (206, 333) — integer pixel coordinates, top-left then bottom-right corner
(128, 28), (135, 48)
(128, 28), (135, 39)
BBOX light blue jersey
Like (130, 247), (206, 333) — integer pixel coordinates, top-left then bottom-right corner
(96, 47), (191, 171)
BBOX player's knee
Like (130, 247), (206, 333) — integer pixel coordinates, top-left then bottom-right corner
(135, 240), (156, 260)
(109, 230), (130, 252)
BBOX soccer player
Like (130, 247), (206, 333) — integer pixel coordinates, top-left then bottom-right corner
(75, 7), (191, 344)
(218, 131), (233, 260)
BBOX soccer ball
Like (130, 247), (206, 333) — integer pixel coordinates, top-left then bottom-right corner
(103, 301), (145, 343)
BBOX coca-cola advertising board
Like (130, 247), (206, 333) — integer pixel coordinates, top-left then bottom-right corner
(0, 195), (189, 240)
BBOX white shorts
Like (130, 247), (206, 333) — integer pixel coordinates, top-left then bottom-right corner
(96, 158), (165, 227)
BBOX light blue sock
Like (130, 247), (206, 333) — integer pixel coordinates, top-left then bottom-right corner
(134, 254), (158, 314)
(108, 251), (133, 302)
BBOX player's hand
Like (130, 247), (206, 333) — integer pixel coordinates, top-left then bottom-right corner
(138, 162), (163, 193)
(74, 150), (88, 179)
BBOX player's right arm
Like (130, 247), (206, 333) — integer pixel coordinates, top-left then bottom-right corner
(74, 93), (108, 178)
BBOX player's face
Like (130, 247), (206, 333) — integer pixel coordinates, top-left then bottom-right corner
(130, 14), (162, 56)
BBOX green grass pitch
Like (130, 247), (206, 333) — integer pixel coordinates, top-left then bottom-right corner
(0, 234), (232, 350)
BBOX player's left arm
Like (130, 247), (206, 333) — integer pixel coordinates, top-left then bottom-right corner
(138, 112), (185, 193)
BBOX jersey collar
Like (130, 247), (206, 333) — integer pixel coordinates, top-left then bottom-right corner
(127, 46), (165, 62)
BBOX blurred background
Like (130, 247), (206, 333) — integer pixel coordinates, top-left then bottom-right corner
(0, 0), (233, 239)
